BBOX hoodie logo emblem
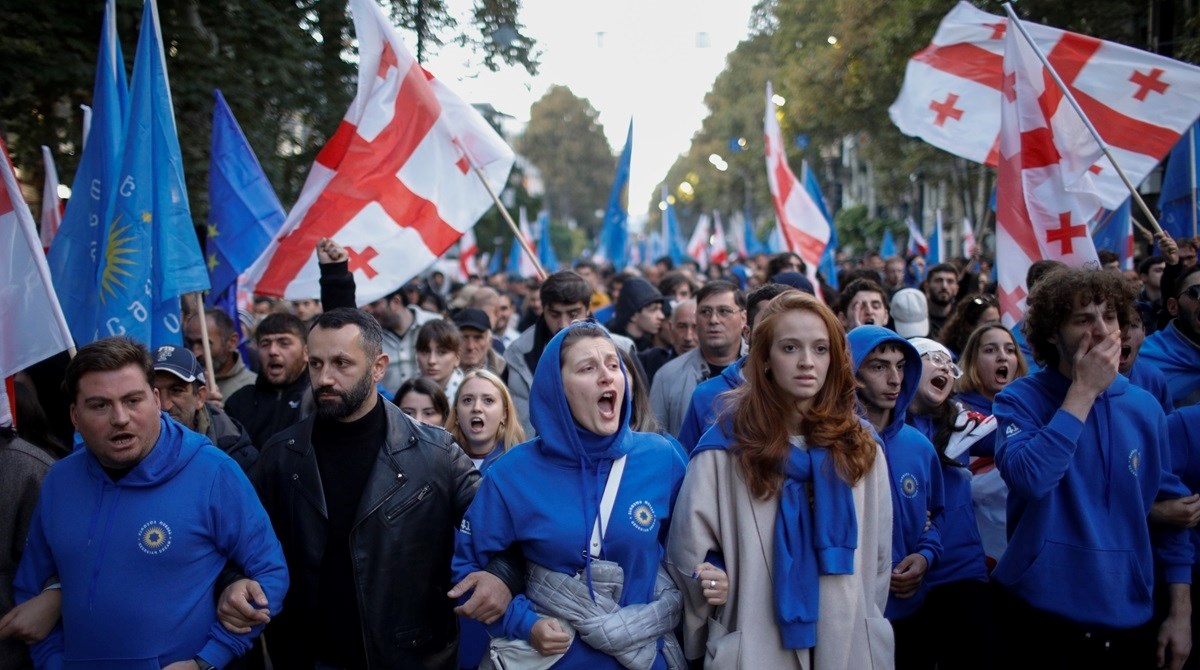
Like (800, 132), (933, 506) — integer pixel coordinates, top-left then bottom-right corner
(1128, 449), (1142, 476)
(628, 501), (656, 532)
(899, 473), (919, 499)
(1005, 423), (1021, 437)
(459, 519), (472, 535)
(138, 520), (173, 555)
(288, 399), (300, 409)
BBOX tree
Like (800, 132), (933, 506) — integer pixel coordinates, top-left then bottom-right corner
(518, 85), (616, 238)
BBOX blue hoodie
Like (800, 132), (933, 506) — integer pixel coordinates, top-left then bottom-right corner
(847, 326), (944, 621)
(452, 323), (688, 669)
(1140, 321), (1200, 408)
(13, 414), (288, 670)
(994, 369), (1193, 627)
(676, 357), (745, 454)
(1126, 356), (1175, 415)
(1167, 406), (1200, 566)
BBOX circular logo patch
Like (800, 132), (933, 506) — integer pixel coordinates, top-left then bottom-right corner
(138, 520), (172, 555)
(1128, 449), (1142, 476)
(900, 473), (919, 499)
(628, 501), (656, 532)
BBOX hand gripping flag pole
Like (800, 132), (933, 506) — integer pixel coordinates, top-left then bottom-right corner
(460, 143), (547, 281)
(1003, 2), (1164, 236)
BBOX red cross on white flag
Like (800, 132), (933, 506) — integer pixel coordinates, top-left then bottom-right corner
(686, 213), (712, 271)
(246, 0), (514, 305)
(764, 82), (830, 289)
(889, 1), (1200, 210)
(995, 15), (1102, 327)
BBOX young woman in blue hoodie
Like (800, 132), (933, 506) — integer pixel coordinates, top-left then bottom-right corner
(452, 322), (688, 669)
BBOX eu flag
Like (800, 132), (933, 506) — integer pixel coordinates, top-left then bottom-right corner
(599, 120), (632, 269)
(880, 228), (897, 258)
(662, 186), (688, 265)
(537, 211), (560, 272)
(97, 0), (208, 346)
(47, 0), (127, 345)
(1159, 122), (1200, 240)
(206, 89), (286, 303)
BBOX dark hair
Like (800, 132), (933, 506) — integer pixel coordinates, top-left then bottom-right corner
(766, 252), (805, 278)
(840, 268), (883, 287)
(695, 279), (745, 309)
(938, 294), (999, 355)
(658, 271), (695, 298)
(63, 336), (154, 403)
(1026, 259), (1067, 290)
(416, 319), (462, 354)
(198, 309), (237, 340)
(1023, 268), (1134, 369)
(1097, 249), (1120, 266)
(312, 307), (384, 360)
(573, 259), (599, 273)
(419, 288), (448, 315)
(654, 256), (675, 270)
(540, 271), (592, 307)
(393, 376), (450, 419)
(1173, 264), (1200, 300)
(1138, 255), (1166, 276)
(257, 312), (307, 344)
(836, 278), (888, 316)
(746, 284), (794, 328)
(926, 263), (958, 281)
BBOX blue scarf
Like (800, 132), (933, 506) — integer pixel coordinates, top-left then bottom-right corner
(774, 442), (857, 649)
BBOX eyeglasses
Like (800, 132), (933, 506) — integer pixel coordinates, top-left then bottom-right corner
(921, 351), (963, 379)
(1183, 285), (1200, 302)
(697, 306), (743, 319)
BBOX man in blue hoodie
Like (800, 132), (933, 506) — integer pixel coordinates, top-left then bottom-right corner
(993, 267), (1193, 670)
(847, 326), (944, 670)
(12, 336), (289, 670)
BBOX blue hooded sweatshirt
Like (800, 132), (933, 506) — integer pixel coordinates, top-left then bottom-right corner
(452, 323), (688, 669)
(1126, 356), (1175, 415)
(1167, 406), (1200, 566)
(676, 356), (745, 454)
(1140, 321), (1200, 408)
(994, 369), (1193, 628)
(13, 414), (288, 670)
(847, 326), (944, 621)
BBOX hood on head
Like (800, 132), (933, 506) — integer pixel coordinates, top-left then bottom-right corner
(530, 322), (633, 465)
(610, 278), (663, 331)
(847, 325), (923, 436)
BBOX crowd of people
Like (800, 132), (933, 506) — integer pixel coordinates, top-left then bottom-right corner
(2, 231), (1200, 670)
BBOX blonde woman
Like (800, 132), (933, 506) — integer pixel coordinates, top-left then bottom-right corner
(447, 369), (525, 473)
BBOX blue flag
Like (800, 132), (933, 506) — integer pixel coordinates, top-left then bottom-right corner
(599, 120), (632, 269)
(48, 0), (128, 345)
(537, 211), (560, 272)
(881, 228), (897, 258)
(661, 186), (688, 265)
(488, 246), (504, 275)
(97, 0), (209, 346)
(803, 162), (838, 288)
(1091, 199), (1133, 270)
(206, 89), (285, 304)
(928, 211), (943, 265)
(1159, 122), (1200, 240)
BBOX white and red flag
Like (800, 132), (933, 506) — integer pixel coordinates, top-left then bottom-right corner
(764, 82), (830, 288)
(995, 15), (1102, 327)
(457, 226), (478, 281)
(962, 216), (977, 258)
(686, 213), (711, 270)
(890, 1), (1200, 209)
(0, 139), (74, 379)
(904, 216), (929, 256)
(39, 146), (62, 252)
(710, 211), (729, 266)
(247, 0), (514, 304)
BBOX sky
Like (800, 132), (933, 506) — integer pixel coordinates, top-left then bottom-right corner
(420, 0), (761, 229)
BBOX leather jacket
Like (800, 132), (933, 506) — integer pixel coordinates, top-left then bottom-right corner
(249, 400), (522, 669)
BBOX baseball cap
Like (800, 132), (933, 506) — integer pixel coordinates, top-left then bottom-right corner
(152, 345), (206, 384)
(890, 289), (930, 339)
(452, 307), (492, 333)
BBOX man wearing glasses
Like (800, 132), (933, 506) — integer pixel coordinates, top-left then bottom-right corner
(650, 280), (747, 436)
(1141, 263), (1200, 408)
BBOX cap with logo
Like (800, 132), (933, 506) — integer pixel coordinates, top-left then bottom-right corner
(153, 345), (206, 384)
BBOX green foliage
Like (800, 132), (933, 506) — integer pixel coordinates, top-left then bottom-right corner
(832, 204), (901, 256)
(518, 85), (615, 238)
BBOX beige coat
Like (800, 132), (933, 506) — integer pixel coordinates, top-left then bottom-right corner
(667, 442), (894, 670)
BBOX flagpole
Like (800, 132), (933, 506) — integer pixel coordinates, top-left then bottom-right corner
(1002, 2), (1164, 236)
(1190, 125), (1197, 238)
(193, 294), (220, 400)
(462, 152), (547, 281)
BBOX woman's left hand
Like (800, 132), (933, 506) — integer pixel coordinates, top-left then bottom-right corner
(694, 562), (729, 606)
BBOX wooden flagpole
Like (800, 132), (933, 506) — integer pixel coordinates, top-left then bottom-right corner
(193, 293), (220, 399)
(1002, 2), (1165, 236)
(463, 153), (547, 281)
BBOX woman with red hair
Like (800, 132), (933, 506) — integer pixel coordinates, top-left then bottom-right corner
(667, 291), (895, 669)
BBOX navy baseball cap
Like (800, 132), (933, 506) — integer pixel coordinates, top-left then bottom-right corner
(452, 307), (493, 333)
(152, 345), (206, 384)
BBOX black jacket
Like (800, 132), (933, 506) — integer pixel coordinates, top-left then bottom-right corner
(249, 400), (522, 669)
(224, 369), (314, 448)
(201, 403), (258, 472)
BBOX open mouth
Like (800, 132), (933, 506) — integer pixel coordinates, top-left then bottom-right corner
(470, 417), (485, 429)
(598, 390), (617, 418)
(994, 365), (1010, 384)
(1120, 345), (1132, 365)
(931, 374), (949, 391)
(110, 433), (136, 448)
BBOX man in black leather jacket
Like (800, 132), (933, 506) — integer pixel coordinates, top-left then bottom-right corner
(218, 308), (521, 669)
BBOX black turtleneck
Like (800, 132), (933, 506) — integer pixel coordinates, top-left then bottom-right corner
(311, 395), (386, 668)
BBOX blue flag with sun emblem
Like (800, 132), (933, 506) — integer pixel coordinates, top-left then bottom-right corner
(97, 0), (208, 346)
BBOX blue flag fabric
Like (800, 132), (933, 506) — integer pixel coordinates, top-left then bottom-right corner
(928, 212), (943, 265)
(206, 89), (285, 304)
(662, 188), (688, 265)
(600, 121), (633, 270)
(804, 162), (838, 288)
(742, 207), (763, 257)
(1091, 199), (1133, 270)
(97, 0), (209, 346)
(488, 247), (504, 275)
(47, 0), (128, 345)
(881, 228), (897, 258)
(537, 211), (560, 272)
(507, 236), (523, 276)
(1159, 122), (1200, 240)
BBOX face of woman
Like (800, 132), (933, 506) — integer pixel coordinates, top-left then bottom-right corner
(975, 306), (1000, 328)
(561, 337), (625, 436)
(913, 353), (959, 414)
(417, 345), (459, 386)
(974, 327), (1018, 398)
(399, 391), (445, 427)
(766, 309), (831, 415)
(455, 377), (505, 455)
